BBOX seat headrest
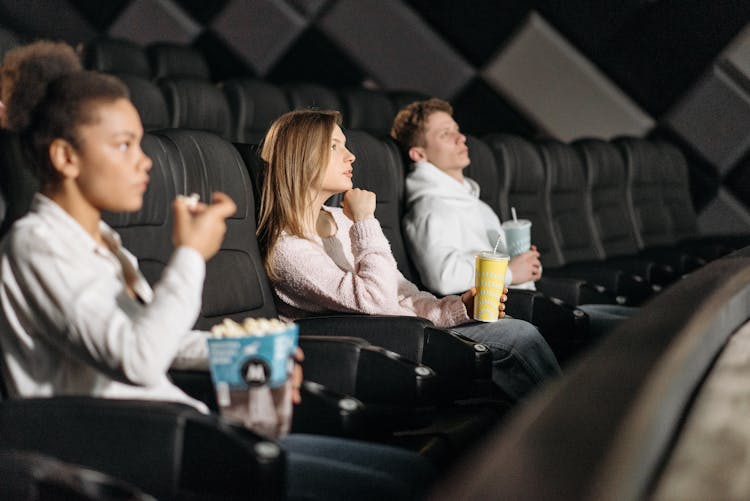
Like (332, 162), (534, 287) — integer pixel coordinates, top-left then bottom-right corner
(573, 138), (626, 188)
(537, 140), (585, 192)
(116, 74), (170, 131)
(160, 78), (231, 137)
(222, 79), (291, 144)
(485, 134), (544, 193)
(148, 42), (210, 80)
(340, 88), (395, 137)
(82, 37), (150, 78)
(285, 83), (342, 114)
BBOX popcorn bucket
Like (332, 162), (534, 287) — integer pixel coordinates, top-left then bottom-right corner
(207, 319), (299, 438)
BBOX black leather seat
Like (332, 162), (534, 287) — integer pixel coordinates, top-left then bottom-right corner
(284, 82), (343, 113)
(0, 131), (38, 239)
(614, 136), (706, 274)
(537, 139), (654, 305)
(147, 42), (211, 80)
(339, 88), (396, 136)
(222, 78), (291, 144)
(159, 78), (232, 138)
(82, 37), (151, 78)
(483, 133), (617, 306)
(388, 90), (430, 115)
(0, 25), (21, 61)
(81, 37), (170, 131)
(460, 135), (593, 360)
(573, 138), (677, 286)
(0, 398), (284, 501)
(0, 449), (155, 500)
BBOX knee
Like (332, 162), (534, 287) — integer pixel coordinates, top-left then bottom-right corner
(502, 319), (549, 355)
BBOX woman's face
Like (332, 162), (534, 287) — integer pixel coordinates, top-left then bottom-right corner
(71, 98), (152, 213)
(319, 124), (355, 196)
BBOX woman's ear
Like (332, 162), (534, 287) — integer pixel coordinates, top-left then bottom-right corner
(408, 146), (426, 163)
(49, 139), (80, 179)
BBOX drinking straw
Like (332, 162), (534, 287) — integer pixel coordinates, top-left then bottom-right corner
(511, 207), (518, 223)
(493, 233), (506, 254)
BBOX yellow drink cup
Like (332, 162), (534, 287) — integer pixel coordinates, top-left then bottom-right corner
(473, 251), (510, 322)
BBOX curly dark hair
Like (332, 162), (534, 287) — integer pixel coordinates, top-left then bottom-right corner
(1, 40), (82, 131)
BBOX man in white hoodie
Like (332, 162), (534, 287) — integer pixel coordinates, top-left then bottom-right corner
(392, 98), (541, 296)
(392, 98), (635, 336)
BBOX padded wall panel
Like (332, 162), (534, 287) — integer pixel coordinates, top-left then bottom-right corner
(212, 0), (307, 75)
(481, 12), (654, 142)
(109, 0), (201, 45)
(697, 188), (750, 236)
(318, 0), (475, 98)
(664, 65), (750, 174)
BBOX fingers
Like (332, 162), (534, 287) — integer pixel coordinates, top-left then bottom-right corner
(208, 192), (237, 219)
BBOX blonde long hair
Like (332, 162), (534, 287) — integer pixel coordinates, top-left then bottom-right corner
(257, 109), (342, 281)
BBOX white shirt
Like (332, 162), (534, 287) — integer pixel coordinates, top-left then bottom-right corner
(403, 161), (534, 296)
(0, 194), (210, 412)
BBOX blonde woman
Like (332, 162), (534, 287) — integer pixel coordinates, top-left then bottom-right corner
(258, 110), (560, 402)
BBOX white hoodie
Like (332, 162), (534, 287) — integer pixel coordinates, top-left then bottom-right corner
(403, 161), (534, 296)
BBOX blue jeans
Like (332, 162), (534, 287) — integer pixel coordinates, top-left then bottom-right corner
(281, 434), (436, 501)
(453, 318), (561, 401)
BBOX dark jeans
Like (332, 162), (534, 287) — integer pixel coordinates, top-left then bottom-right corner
(281, 434), (436, 501)
(453, 318), (561, 401)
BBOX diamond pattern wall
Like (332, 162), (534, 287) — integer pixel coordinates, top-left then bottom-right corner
(1, 0), (749, 232)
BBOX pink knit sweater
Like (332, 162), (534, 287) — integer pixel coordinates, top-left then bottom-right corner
(271, 207), (471, 328)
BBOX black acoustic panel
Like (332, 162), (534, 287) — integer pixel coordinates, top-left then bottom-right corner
(174, 0), (230, 24)
(406, 0), (530, 67)
(665, 65), (750, 174)
(452, 78), (537, 137)
(68, 0), (130, 30)
(267, 27), (366, 87)
(193, 29), (255, 81)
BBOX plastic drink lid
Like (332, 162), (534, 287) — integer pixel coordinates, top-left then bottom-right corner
(478, 251), (509, 260)
(501, 219), (531, 229)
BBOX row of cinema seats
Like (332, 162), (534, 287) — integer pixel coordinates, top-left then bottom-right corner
(81, 37), (424, 143)
(0, 124), (517, 498)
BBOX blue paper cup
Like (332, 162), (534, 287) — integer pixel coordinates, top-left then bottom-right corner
(501, 219), (532, 257)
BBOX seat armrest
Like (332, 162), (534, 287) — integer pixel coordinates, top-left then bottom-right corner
(299, 336), (438, 407)
(536, 276), (614, 305)
(0, 397), (284, 501)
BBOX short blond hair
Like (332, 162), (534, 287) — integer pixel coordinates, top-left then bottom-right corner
(390, 98), (452, 150)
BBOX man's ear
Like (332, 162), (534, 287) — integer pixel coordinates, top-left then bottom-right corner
(408, 146), (426, 163)
(49, 138), (80, 179)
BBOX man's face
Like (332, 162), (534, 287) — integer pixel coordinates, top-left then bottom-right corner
(412, 111), (470, 175)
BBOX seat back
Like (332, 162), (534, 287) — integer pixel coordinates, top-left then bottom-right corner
(0, 449), (155, 501)
(159, 78), (232, 138)
(104, 130), (278, 328)
(82, 37), (151, 78)
(484, 133), (565, 267)
(614, 137), (676, 248)
(284, 82), (343, 114)
(148, 42), (211, 80)
(223, 78), (291, 144)
(342, 130), (418, 281)
(463, 135), (506, 218)
(0, 131), (38, 239)
(657, 141), (700, 241)
(388, 90), (430, 115)
(117, 74), (170, 131)
(538, 139), (605, 264)
(0, 25), (21, 62)
(340, 88), (396, 136)
(573, 138), (642, 258)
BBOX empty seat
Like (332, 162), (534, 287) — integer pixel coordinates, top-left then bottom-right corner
(537, 139), (654, 305)
(118, 74), (170, 130)
(339, 88), (396, 136)
(574, 138), (677, 285)
(81, 37), (150, 78)
(614, 137), (705, 274)
(222, 78), (291, 144)
(148, 42), (211, 80)
(284, 82), (343, 113)
(159, 78), (232, 137)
